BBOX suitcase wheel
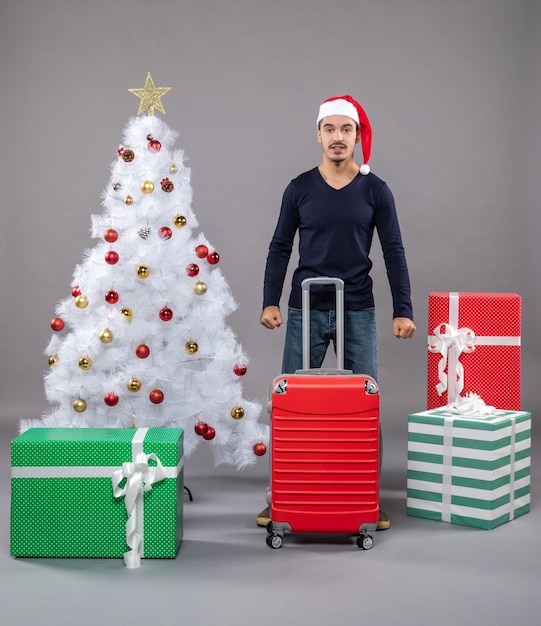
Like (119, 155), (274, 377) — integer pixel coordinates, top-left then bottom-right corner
(266, 534), (283, 549)
(356, 534), (374, 550)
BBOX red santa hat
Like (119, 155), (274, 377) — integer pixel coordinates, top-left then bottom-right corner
(316, 95), (372, 175)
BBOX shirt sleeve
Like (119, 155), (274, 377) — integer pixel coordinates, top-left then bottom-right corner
(373, 183), (414, 320)
(262, 182), (299, 309)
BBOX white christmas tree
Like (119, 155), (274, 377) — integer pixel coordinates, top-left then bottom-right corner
(26, 73), (269, 469)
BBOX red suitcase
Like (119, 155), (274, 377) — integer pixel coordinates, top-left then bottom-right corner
(266, 277), (380, 550)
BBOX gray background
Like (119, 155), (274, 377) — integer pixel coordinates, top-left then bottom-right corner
(1, 0), (539, 477)
(0, 2), (540, 625)
(0, 0), (541, 474)
(1, 0), (539, 478)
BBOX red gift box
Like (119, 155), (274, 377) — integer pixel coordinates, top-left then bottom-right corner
(427, 292), (521, 410)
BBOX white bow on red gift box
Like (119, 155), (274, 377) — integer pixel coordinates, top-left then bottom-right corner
(428, 323), (476, 399)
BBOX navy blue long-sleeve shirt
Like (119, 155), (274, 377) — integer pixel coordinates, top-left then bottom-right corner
(263, 167), (413, 319)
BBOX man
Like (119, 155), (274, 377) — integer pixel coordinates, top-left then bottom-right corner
(257, 95), (416, 531)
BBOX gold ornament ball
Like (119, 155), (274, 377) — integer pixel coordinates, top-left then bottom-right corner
(99, 328), (114, 343)
(78, 355), (93, 370)
(48, 354), (59, 367)
(125, 195), (134, 205)
(120, 307), (133, 321)
(74, 295), (89, 309)
(231, 406), (245, 420)
(185, 340), (199, 354)
(193, 281), (207, 296)
(170, 163), (178, 174)
(137, 264), (151, 279)
(173, 214), (187, 228)
(73, 398), (87, 412)
(128, 377), (142, 392)
(140, 180), (154, 194)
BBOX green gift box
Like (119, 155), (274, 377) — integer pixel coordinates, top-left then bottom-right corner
(407, 409), (531, 529)
(11, 427), (183, 566)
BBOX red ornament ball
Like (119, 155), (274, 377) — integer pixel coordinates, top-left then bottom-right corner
(253, 443), (267, 457)
(186, 263), (199, 277)
(202, 427), (216, 441)
(234, 363), (248, 376)
(105, 289), (119, 304)
(71, 286), (81, 297)
(50, 317), (64, 332)
(158, 226), (172, 240)
(104, 229), (118, 243)
(159, 307), (173, 321)
(149, 389), (164, 404)
(104, 392), (119, 407)
(148, 139), (162, 152)
(194, 422), (209, 436)
(105, 250), (119, 265)
(207, 251), (220, 265)
(195, 244), (209, 258)
(136, 344), (150, 359)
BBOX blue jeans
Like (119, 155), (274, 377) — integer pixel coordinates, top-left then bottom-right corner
(281, 307), (378, 380)
(281, 306), (382, 468)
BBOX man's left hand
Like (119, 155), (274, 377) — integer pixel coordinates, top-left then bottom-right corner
(393, 317), (416, 339)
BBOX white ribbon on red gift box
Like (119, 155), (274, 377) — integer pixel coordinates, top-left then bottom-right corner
(428, 292), (521, 403)
(428, 322), (475, 400)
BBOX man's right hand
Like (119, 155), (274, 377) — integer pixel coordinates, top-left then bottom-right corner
(260, 306), (283, 329)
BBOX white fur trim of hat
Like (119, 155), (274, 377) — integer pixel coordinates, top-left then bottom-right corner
(316, 99), (359, 126)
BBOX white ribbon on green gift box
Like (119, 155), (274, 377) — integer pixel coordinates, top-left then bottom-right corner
(439, 398), (517, 523)
(111, 428), (170, 569)
(428, 292), (521, 402)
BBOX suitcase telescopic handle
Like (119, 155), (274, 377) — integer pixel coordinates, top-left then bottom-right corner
(301, 277), (345, 371)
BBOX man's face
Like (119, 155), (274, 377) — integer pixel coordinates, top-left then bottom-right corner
(317, 115), (360, 163)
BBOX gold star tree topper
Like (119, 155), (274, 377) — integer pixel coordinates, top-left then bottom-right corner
(128, 72), (172, 116)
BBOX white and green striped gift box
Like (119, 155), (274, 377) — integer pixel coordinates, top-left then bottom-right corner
(407, 409), (531, 529)
(11, 427), (184, 563)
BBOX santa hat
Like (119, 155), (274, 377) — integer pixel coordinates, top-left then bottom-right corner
(316, 95), (372, 175)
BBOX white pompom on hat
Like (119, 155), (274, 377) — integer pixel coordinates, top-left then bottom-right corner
(317, 95), (372, 175)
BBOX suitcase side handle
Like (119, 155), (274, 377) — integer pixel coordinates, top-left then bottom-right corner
(301, 277), (345, 370)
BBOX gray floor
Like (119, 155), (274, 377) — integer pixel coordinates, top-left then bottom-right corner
(1, 419), (540, 626)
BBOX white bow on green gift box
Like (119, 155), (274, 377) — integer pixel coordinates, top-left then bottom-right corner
(112, 448), (168, 569)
